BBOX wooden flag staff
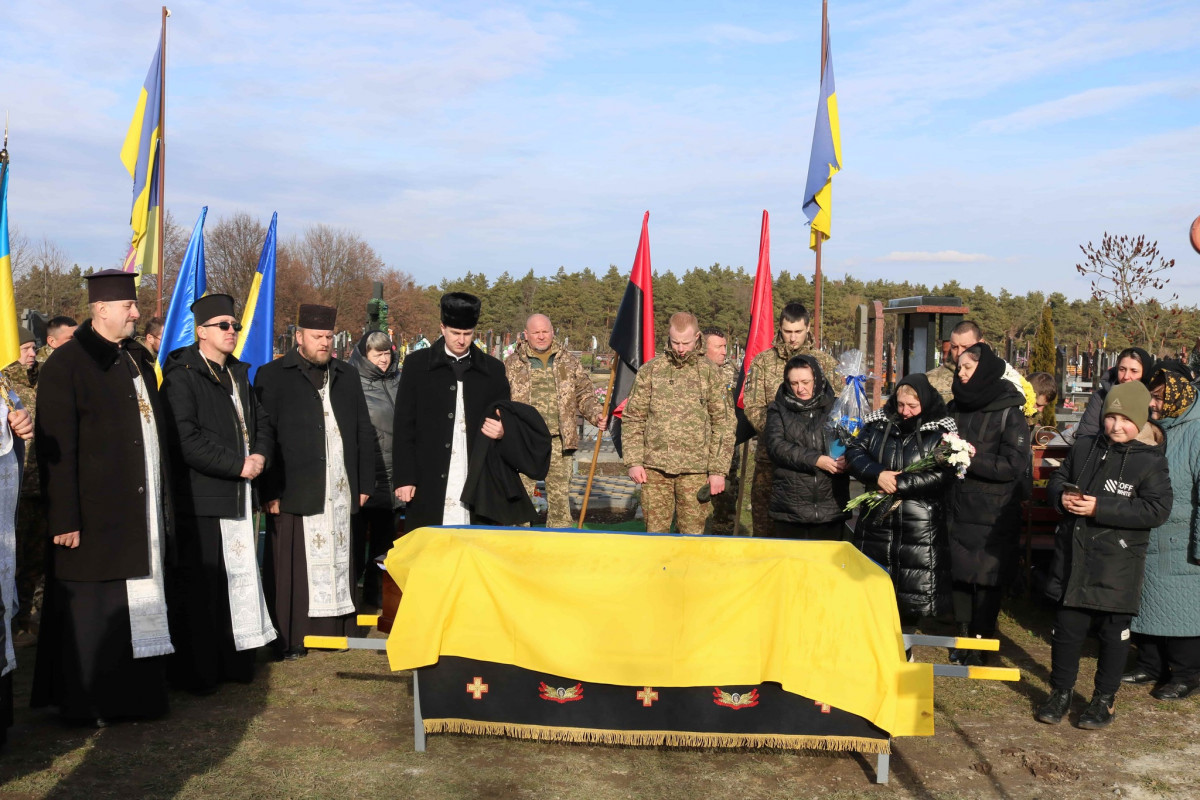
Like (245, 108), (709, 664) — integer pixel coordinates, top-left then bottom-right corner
(576, 366), (617, 529)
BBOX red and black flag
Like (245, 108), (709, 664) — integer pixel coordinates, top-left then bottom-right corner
(607, 211), (655, 456)
(733, 210), (774, 444)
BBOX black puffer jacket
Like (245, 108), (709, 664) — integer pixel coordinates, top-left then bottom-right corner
(1046, 426), (1172, 613)
(846, 378), (957, 619)
(949, 385), (1029, 585)
(763, 365), (848, 525)
(348, 337), (400, 509)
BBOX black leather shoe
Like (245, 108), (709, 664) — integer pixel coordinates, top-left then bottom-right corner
(1076, 692), (1116, 729)
(1121, 668), (1159, 685)
(1035, 689), (1072, 724)
(1151, 678), (1200, 700)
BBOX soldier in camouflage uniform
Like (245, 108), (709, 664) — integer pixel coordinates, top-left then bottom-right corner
(623, 313), (735, 535)
(702, 328), (739, 531)
(505, 314), (606, 528)
(925, 320), (981, 405)
(743, 302), (839, 538)
(3, 329), (41, 633)
(29, 316), (77, 390)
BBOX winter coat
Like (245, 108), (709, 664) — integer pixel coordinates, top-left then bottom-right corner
(161, 343), (275, 518)
(392, 339), (511, 532)
(35, 321), (175, 581)
(461, 400), (552, 525)
(253, 347), (377, 516)
(743, 342), (840, 460)
(1133, 398), (1200, 636)
(504, 340), (602, 452)
(763, 383), (849, 525)
(1046, 426), (1172, 614)
(846, 410), (957, 618)
(621, 348), (735, 476)
(348, 345), (401, 510)
(948, 387), (1030, 585)
(1072, 371), (1113, 442)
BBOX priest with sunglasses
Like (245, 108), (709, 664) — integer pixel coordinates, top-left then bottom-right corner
(160, 294), (278, 693)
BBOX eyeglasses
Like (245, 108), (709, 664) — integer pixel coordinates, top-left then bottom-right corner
(200, 321), (243, 332)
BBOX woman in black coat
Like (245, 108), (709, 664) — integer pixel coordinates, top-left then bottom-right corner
(846, 373), (957, 622)
(763, 354), (849, 539)
(348, 331), (401, 607)
(948, 343), (1030, 662)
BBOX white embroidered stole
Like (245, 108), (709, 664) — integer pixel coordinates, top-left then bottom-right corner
(219, 383), (277, 650)
(301, 375), (355, 617)
(0, 388), (20, 676)
(442, 378), (471, 525)
(127, 374), (175, 658)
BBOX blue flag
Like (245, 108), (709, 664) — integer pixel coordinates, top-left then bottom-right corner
(802, 20), (842, 250)
(235, 212), (277, 383)
(155, 207), (207, 383)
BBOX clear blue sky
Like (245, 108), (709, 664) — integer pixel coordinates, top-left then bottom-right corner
(4, 0), (1199, 302)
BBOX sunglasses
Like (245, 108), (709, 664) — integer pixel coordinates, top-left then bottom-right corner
(200, 321), (243, 332)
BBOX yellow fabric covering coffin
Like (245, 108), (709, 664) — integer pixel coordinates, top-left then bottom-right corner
(385, 528), (934, 737)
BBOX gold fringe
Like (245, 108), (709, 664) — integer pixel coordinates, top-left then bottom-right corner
(423, 718), (890, 754)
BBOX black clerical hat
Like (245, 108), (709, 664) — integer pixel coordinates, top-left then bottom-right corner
(440, 292), (481, 329)
(85, 269), (137, 303)
(191, 294), (236, 325)
(297, 304), (337, 330)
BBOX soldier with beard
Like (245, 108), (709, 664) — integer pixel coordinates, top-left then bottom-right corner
(742, 302), (838, 538)
(622, 312), (734, 535)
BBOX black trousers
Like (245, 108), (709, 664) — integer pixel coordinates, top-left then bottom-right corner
(952, 581), (1004, 636)
(1051, 605), (1132, 696)
(352, 507), (399, 607)
(1133, 634), (1200, 682)
(772, 519), (847, 541)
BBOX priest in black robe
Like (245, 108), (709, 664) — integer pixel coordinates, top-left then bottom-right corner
(254, 304), (375, 659)
(161, 294), (278, 693)
(32, 270), (174, 725)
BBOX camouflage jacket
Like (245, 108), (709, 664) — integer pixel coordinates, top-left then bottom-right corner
(621, 348), (735, 475)
(505, 340), (602, 452)
(743, 342), (839, 455)
(2, 363), (37, 496)
(926, 362), (955, 405)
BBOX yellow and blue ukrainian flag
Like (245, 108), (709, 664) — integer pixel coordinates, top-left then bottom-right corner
(0, 149), (19, 368)
(155, 207), (207, 384)
(234, 212), (277, 382)
(802, 21), (842, 250)
(120, 40), (164, 279)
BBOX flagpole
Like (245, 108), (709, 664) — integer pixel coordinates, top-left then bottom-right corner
(576, 366), (617, 529)
(812, 0), (828, 349)
(156, 6), (169, 318)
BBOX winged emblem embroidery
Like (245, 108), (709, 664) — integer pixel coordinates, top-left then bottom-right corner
(712, 687), (760, 709)
(538, 682), (584, 703)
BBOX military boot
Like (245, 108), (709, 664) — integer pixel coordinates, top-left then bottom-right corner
(1034, 689), (1072, 725)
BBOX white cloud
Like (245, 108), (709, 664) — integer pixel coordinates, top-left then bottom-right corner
(977, 81), (1193, 133)
(882, 251), (994, 263)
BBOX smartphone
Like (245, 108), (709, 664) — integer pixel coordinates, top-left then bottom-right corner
(1061, 482), (1083, 495)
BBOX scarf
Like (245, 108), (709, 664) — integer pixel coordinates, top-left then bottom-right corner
(1156, 370), (1197, 419)
(950, 342), (1012, 412)
(887, 373), (948, 433)
(778, 353), (828, 411)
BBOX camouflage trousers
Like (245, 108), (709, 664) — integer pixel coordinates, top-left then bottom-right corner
(709, 446), (742, 534)
(14, 494), (47, 632)
(522, 437), (577, 528)
(642, 469), (711, 535)
(751, 453), (775, 538)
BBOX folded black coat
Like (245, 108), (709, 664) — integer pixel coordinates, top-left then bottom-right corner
(461, 400), (552, 526)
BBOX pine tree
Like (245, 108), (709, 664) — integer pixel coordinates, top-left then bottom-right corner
(1030, 304), (1057, 427)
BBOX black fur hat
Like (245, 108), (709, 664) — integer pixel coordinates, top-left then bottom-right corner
(297, 304), (337, 330)
(440, 292), (481, 329)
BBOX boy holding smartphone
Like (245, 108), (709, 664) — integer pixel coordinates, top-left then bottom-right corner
(1036, 381), (1172, 729)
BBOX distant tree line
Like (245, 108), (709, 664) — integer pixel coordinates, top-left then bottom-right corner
(9, 212), (1197, 359)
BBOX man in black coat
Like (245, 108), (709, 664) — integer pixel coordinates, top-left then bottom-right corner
(32, 270), (174, 725)
(254, 304), (376, 659)
(393, 292), (511, 531)
(161, 294), (278, 691)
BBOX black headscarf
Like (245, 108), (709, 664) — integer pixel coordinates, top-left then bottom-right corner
(950, 342), (1012, 412)
(1115, 347), (1155, 385)
(887, 373), (947, 432)
(777, 353), (830, 411)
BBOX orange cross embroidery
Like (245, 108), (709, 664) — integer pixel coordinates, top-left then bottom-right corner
(815, 700), (831, 714)
(637, 687), (659, 707)
(466, 676), (489, 700)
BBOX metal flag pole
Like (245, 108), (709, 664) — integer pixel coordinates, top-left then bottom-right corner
(576, 365), (617, 529)
(812, 0), (828, 349)
(156, 6), (170, 318)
